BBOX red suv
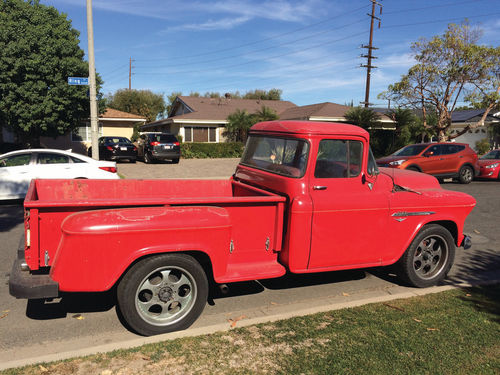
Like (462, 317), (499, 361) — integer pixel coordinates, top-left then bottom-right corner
(376, 142), (479, 184)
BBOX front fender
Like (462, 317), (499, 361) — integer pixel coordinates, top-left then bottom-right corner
(51, 206), (232, 291)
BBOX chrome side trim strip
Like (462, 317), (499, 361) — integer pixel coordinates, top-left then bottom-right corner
(391, 211), (436, 217)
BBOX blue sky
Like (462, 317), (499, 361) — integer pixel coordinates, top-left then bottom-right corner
(42, 0), (500, 108)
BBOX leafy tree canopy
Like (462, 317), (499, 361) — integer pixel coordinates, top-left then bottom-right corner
(224, 106), (278, 142)
(0, 0), (101, 146)
(379, 22), (500, 141)
(106, 89), (166, 123)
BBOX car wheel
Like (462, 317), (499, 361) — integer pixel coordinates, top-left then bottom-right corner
(130, 158), (136, 163)
(117, 253), (208, 336)
(397, 224), (455, 288)
(172, 158), (180, 164)
(144, 152), (153, 164)
(458, 165), (473, 184)
(87, 148), (92, 157)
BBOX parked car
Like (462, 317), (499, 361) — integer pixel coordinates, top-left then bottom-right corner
(87, 136), (137, 162)
(376, 142), (479, 184)
(0, 149), (119, 200)
(137, 132), (180, 164)
(477, 149), (500, 180)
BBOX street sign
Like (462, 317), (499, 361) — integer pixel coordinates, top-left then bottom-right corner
(68, 77), (89, 85)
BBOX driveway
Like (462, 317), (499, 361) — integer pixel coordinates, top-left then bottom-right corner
(116, 158), (240, 179)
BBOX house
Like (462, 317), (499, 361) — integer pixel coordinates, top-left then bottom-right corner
(279, 102), (395, 129)
(41, 108), (146, 154)
(141, 96), (297, 143)
(450, 109), (500, 148)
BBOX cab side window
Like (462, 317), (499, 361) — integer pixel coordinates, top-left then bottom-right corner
(38, 153), (70, 164)
(314, 139), (363, 178)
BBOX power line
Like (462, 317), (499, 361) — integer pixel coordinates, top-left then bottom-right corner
(136, 4), (371, 62)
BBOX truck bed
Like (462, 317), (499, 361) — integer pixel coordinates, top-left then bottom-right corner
(22, 179), (286, 286)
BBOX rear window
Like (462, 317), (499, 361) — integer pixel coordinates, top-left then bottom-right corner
(240, 135), (309, 178)
(149, 134), (178, 143)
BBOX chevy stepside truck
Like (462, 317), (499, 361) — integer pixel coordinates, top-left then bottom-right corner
(10, 121), (475, 336)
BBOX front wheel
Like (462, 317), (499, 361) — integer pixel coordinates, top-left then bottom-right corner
(117, 253), (208, 336)
(172, 158), (180, 164)
(397, 224), (455, 288)
(458, 165), (473, 184)
(144, 152), (153, 164)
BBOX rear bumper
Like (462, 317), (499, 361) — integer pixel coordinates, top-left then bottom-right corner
(9, 240), (59, 299)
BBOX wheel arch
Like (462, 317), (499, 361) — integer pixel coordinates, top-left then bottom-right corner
(425, 220), (458, 245)
(406, 164), (422, 172)
(113, 249), (216, 290)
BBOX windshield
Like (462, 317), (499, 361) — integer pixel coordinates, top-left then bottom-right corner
(151, 134), (178, 143)
(480, 150), (500, 160)
(393, 144), (428, 157)
(240, 135), (309, 178)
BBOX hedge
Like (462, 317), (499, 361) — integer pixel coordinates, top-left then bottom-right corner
(181, 142), (244, 159)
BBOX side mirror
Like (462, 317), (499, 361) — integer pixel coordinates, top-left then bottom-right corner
(424, 151), (434, 157)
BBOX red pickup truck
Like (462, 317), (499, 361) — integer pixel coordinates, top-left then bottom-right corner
(10, 121), (475, 336)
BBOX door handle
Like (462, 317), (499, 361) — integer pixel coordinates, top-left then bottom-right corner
(313, 186), (327, 190)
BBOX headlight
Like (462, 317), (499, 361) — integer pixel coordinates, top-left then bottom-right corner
(485, 163), (499, 169)
(389, 159), (405, 166)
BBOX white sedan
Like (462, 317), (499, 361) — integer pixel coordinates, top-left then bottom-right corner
(0, 148), (120, 200)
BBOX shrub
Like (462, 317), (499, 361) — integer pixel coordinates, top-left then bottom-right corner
(181, 142), (244, 159)
(475, 138), (490, 155)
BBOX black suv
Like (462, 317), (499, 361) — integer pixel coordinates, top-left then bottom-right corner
(137, 133), (180, 163)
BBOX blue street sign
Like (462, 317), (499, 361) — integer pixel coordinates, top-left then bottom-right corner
(68, 77), (89, 85)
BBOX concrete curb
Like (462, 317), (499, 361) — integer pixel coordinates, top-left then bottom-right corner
(2, 282), (494, 371)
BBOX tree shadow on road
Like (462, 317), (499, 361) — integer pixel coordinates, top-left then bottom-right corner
(446, 247), (500, 285)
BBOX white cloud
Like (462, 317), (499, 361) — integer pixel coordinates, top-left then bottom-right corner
(167, 16), (251, 31)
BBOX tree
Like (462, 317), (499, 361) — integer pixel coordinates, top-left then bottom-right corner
(243, 88), (282, 100)
(379, 22), (500, 141)
(224, 106), (278, 142)
(107, 89), (166, 123)
(224, 109), (254, 142)
(344, 107), (380, 130)
(0, 0), (100, 147)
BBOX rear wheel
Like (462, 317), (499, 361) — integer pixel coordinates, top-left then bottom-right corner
(458, 165), (473, 184)
(397, 224), (455, 288)
(406, 166), (420, 172)
(117, 253), (208, 336)
(172, 158), (180, 164)
(144, 152), (153, 164)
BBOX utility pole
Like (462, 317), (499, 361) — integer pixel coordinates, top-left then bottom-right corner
(129, 57), (135, 90)
(360, 0), (382, 108)
(86, 0), (99, 160)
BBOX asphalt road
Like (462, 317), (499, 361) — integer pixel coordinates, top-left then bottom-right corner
(0, 160), (498, 364)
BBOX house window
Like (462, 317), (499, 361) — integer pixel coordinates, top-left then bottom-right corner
(183, 126), (217, 142)
(72, 123), (103, 142)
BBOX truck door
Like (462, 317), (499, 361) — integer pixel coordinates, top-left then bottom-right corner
(308, 138), (390, 269)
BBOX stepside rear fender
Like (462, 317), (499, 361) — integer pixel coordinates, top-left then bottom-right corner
(50, 206), (232, 292)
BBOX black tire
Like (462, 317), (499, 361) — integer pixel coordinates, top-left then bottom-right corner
(458, 165), (473, 184)
(406, 166), (420, 172)
(117, 253), (208, 336)
(172, 158), (180, 164)
(130, 158), (136, 163)
(144, 152), (153, 164)
(397, 224), (455, 288)
(87, 148), (92, 157)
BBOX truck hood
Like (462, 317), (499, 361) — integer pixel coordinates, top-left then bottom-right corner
(379, 167), (440, 191)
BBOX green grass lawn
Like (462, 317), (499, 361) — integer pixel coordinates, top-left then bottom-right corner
(3, 285), (499, 375)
